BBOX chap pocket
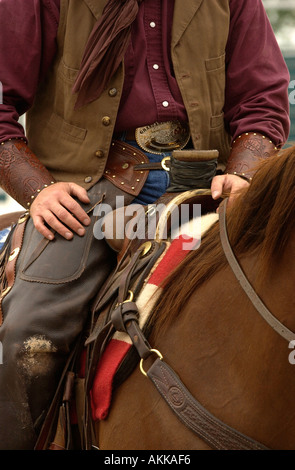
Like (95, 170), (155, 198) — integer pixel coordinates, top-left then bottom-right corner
(19, 218), (94, 284)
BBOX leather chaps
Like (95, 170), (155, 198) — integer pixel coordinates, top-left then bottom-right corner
(0, 178), (134, 450)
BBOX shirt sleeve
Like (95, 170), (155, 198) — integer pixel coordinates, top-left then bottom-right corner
(0, 0), (59, 142)
(225, 0), (290, 146)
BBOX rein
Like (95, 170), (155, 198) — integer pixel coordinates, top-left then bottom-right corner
(218, 198), (295, 343)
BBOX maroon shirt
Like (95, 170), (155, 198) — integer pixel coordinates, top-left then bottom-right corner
(0, 0), (290, 146)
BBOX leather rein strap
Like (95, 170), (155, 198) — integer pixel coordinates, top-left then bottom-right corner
(219, 198), (295, 343)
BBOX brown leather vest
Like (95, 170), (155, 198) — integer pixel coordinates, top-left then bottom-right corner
(26, 0), (231, 190)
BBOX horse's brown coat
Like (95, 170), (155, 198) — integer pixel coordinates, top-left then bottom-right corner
(95, 147), (295, 450)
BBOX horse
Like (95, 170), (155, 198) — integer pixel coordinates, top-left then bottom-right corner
(86, 145), (295, 451)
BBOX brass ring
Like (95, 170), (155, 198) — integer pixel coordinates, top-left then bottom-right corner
(122, 290), (134, 303)
(18, 212), (30, 224)
(8, 247), (20, 262)
(140, 349), (163, 377)
(161, 156), (170, 171)
(140, 241), (152, 257)
(0, 286), (11, 297)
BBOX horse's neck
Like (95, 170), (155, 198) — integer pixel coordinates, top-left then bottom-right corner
(149, 237), (295, 449)
(245, 235), (295, 335)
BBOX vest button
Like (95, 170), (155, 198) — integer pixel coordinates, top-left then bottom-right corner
(84, 176), (92, 183)
(95, 150), (104, 158)
(108, 88), (118, 97)
(102, 116), (111, 126)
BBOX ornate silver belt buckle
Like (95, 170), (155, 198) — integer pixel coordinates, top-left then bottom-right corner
(135, 120), (190, 155)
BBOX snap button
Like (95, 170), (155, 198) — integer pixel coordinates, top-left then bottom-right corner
(108, 88), (118, 97)
(102, 116), (111, 126)
(95, 150), (104, 158)
(84, 176), (92, 183)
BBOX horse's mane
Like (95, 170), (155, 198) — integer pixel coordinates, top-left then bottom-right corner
(150, 146), (295, 330)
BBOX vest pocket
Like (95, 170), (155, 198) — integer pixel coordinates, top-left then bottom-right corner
(210, 113), (224, 129)
(209, 113), (231, 164)
(57, 59), (79, 82)
(205, 54), (226, 72)
(205, 53), (226, 118)
(48, 113), (87, 143)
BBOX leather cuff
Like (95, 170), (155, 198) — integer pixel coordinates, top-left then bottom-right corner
(225, 132), (278, 181)
(0, 138), (55, 209)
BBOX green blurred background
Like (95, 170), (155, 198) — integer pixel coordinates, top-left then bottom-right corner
(264, 0), (295, 146)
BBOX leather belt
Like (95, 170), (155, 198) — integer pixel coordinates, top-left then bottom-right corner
(114, 129), (137, 141)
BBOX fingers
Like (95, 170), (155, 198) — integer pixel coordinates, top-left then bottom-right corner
(68, 182), (91, 205)
(30, 182), (92, 240)
(211, 174), (249, 208)
(211, 175), (224, 201)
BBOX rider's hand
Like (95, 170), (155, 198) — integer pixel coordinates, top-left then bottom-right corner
(211, 173), (250, 208)
(29, 182), (91, 240)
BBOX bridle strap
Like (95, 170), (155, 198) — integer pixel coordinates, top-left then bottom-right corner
(146, 357), (267, 450)
(112, 300), (268, 450)
(219, 198), (295, 343)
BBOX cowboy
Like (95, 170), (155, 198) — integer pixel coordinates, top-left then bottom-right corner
(0, 0), (290, 449)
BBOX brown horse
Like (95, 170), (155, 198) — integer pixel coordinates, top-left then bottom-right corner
(91, 146), (295, 450)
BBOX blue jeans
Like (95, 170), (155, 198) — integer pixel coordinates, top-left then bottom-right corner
(0, 227), (10, 251)
(118, 135), (171, 205)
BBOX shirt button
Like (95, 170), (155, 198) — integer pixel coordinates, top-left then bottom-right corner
(162, 101), (169, 107)
(108, 88), (117, 97)
(102, 116), (111, 126)
(153, 64), (159, 70)
(95, 150), (104, 158)
(84, 176), (92, 183)
(150, 21), (156, 28)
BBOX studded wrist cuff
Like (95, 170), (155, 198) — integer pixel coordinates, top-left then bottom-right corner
(225, 132), (278, 180)
(0, 139), (56, 208)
